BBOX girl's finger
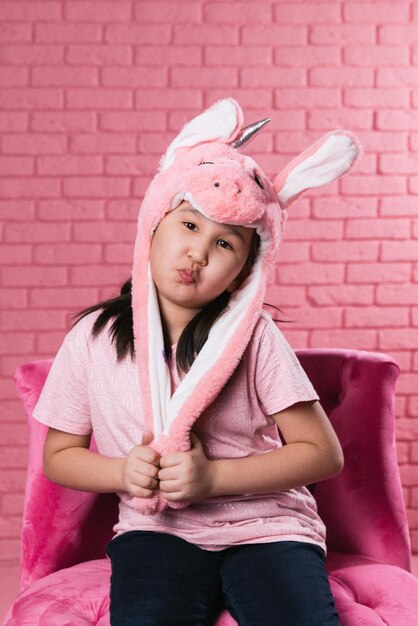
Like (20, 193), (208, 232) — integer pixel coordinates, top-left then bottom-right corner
(132, 474), (159, 490)
(158, 466), (179, 482)
(135, 446), (160, 466)
(134, 462), (159, 479)
(140, 430), (154, 447)
(162, 491), (183, 501)
(159, 452), (184, 468)
(190, 432), (202, 449)
(159, 478), (181, 494)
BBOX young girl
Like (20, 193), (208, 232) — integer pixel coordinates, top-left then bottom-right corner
(33, 98), (360, 625)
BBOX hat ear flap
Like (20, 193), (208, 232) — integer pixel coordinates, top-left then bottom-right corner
(274, 131), (362, 208)
(159, 97), (244, 171)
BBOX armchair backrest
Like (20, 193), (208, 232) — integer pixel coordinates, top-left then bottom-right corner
(14, 360), (118, 591)
(13, 348), (411, 591)
(298, 349), (410, 571)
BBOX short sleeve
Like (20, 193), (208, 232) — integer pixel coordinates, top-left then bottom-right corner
(255, 315), (319, 416)
(32, 315), (94, 436)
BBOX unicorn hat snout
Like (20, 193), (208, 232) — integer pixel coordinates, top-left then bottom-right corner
(169, 144), (276, 229)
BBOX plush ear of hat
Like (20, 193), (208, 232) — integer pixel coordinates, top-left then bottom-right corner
(274, 130), (362, 208)
(159, 97), (244, 171)
(131, 98), (361, 514)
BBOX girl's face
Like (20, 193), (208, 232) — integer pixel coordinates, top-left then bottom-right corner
(150, 201), (255, 320)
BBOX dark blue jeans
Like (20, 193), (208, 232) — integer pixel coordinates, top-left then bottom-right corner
(106, 531), (340, 626)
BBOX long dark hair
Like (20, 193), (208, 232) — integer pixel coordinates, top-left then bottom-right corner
(71, 232), (288, 373)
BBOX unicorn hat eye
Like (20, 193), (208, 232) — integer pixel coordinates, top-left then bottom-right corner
(253, 173), (264, 189)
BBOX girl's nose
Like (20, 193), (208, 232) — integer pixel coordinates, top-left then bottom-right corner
(187, 246), (208, 266)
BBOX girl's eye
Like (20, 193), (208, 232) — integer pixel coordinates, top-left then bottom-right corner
(183, 222), (197, 231)
(218, 239), (233, 250)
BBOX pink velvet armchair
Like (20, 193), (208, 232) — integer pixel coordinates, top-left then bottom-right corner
(4, 348), (418, 625)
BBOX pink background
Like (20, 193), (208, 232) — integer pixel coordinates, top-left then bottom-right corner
(0, 0), (417, 568)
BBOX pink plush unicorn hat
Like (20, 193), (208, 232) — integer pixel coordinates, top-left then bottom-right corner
(132, 97), (361, 513)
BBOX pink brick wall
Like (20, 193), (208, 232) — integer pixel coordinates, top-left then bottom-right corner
(0, 0), (417, 564)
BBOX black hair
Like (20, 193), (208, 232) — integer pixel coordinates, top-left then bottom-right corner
(71, 278), (135, 362)
(71, 232), (289, 373)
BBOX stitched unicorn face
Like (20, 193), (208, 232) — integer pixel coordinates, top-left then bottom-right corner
(169, 143), (277, 226)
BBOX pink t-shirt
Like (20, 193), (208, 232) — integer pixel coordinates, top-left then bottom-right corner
(33, 309), (326, 552)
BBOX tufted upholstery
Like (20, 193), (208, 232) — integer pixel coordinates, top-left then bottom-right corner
(4, 349), (418, 625)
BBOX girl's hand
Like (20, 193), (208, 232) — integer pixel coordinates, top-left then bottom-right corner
(122, 430), (161, 498)
(159, 433), (215, 503)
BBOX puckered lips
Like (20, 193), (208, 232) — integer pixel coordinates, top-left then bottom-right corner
(178, 268), (196, 284)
